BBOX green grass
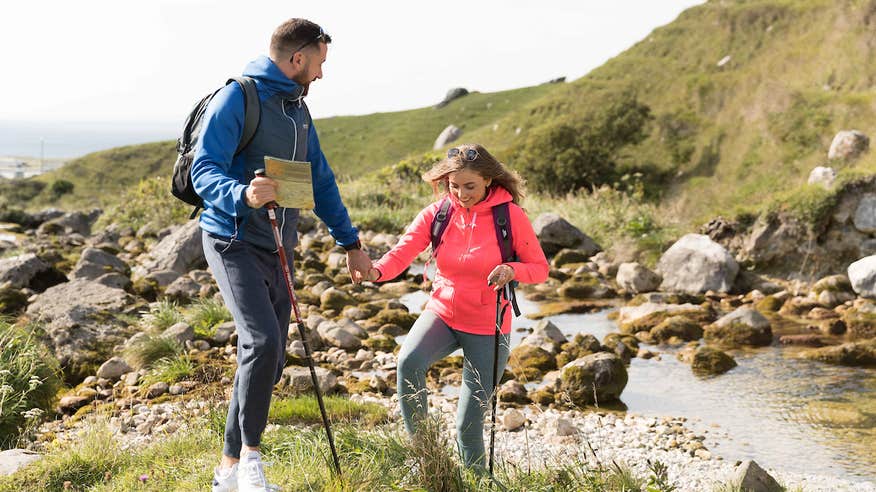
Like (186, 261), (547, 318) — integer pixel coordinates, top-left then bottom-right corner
(0, 320), (62, 449)
(122, 334), (183, 371)
(140, 354), (195, 387)
(185, 298), (232, 339)
(268, 395), (389, 427)
(141, 300), (185, 332)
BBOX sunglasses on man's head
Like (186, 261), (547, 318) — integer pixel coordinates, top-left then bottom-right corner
(447, 147), (479, 161)
(291, 26), (327, 57)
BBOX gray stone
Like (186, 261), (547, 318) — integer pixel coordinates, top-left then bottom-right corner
(0, 449), (41, 476)
(520, 319), (567, 354)
(317, 320), (363, 350)
(163, 276), (201, 303)
(144, 269), (182, 288)
(433, 125), (462, 150)
(705, 307), (772, 347)
(96, 356), (133, 381)
(212, 321), (236, 345)
(162, 322), (194, 345)
(555, 418), (577, 437)
(807, 166), (836, 188)
(0, 253), (65, 290)
(560, 352), (628, 405)
(132, 220), (205, 278)
(828, 130), (869, 161)
(38, 210), (96, 236)
(435, 87), (469, 109)
(70, 247), (130, 281)
(146, 382), (169, 399)
(532, 214), (601, 257)
(95, 273), (132, 290)
(320, 287), (356, 311)
(658, 234), (738, 294)
(616, 262), (662, 294)
(502, 408), (526, 431)
(848, 255), (876, 299)
(281, 365), (338, 394)
(734, 460), (782, 492)
(853, 194), (876, 234)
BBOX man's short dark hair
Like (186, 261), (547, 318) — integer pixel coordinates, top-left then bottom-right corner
(271, 18), (332, 57)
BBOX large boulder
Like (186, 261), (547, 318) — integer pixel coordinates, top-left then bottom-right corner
(617, 302), (711, 334)
(560, 352), (628, 405)
(519, 319), (567, 354)
(37, 210), (99, 237)
(657, 234), (738, 294)
(435, 87), (469, 109)
(26, 279), (136, 378)
(508, 344), (556, 380)
(532, 214), (600, 257)
(828, 130), (869, 161)
(848, 255), (876, 298)
(132, 220), (204, 278)
(0, 253), (66, 291)
(0, 449), (42, 477)
(616, 262), (661, 294)
(704, 307), (772, 347)
(281, 365), (338, 395)
(70, 247), (130, 281)
(433, 125), (462, 150)
(853, 194), (876, 234)
(651, 315), (704, 343)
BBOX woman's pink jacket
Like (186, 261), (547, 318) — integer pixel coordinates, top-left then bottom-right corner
(373, 186), (549, 335)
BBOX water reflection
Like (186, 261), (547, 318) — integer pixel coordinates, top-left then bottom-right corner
(397, 289), (876, 481)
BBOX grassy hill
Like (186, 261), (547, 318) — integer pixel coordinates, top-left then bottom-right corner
(7, 0), (876, 245)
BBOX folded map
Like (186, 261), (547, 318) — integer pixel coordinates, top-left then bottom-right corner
(264, 156), (314, 209)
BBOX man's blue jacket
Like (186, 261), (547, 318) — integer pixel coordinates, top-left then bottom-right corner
(191, 55), (358, 251)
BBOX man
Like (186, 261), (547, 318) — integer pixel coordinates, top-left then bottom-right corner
(191, 18), (371, 492)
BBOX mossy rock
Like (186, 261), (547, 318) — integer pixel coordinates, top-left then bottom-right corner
(841, 307), (876, 339)
(295, 289), (319, 307)
(370, 309), (418, 330)
(558, 276), (603, 300)
(508, 344), (556, 380)
(602, 333), (638, 363)
(0, 287), (29, 314)
(552, 249), (593, 268)
(528, 389), (556, 406)
(560, 352), (627, 406)
(362, 334), (397, 353)
(800, 340), (876, 366)
(556, 333), (601, 367)
(132, 277), (160, 302)
(755, 295), (783, 313)
(704, 321), (772, 347)
(320, 288), (357, 311)
(651, 316), (704, 342)
(378, 323), (404, 337)
(531, 300), (613, 319)
(618, 304), (713, 334)
(344, 376), (374, 395)
(690, 346), (737, 376)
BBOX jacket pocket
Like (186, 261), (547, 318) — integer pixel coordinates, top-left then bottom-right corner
(430, 283), (454, 318)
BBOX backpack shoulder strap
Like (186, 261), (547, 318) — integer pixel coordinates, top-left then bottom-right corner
(228, 76), (260, 154)
(492, 202), (521, 317)
(430, 198), (453, 254)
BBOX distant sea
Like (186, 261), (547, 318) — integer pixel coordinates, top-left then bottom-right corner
(0, 120), (178, 159)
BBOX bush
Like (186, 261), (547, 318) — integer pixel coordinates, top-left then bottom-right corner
(513, 92), (652, 195)
(141, 354), (194, 387)
(186, 298), (232, 339)
(95, 176), (190, 231)
(123, 334), (183, 370)
(0, 179), (45, 207)
(49, 179), (74, 199)
(0, 321), (62, 448)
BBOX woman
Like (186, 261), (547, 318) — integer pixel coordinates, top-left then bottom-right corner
(366, 144), (549, 469)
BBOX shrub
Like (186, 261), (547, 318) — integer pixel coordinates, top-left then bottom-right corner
(123, 334), (182, 370)
(49, 179), (74, 199)
(0, 321), (62, 448)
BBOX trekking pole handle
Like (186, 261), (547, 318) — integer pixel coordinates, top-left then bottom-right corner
(253, 168), (279, 210)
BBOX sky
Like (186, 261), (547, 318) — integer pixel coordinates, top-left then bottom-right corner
(0, 0), (704, 124)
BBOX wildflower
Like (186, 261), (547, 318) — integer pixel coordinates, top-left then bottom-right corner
(139, 473), (148, 483)
(0, 384), (13, 395)
(22, 408), (44, 420)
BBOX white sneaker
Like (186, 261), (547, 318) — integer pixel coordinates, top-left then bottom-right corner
(237, 451), (280, 492)
(211, 463), (238, 492)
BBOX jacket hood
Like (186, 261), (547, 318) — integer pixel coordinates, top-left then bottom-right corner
(448, 185), (513, 213)
(243, 55), (305, 99)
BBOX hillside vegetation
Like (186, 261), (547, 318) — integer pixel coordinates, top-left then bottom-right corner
(4, 0), (876, 248)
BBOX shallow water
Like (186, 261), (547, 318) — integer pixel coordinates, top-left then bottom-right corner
(397, 290), (876, 481)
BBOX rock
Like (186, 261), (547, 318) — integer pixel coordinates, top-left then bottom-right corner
(0, 449), (41, 476)
(801, 339), (876, 366)
(602, 333), (638, 364)
(854, 194), (876, 234)
(807, 166), (836, 188)
(0, 285), (29, 315)
(828, 130), (869, 161)
(657, 234), (738, 294)
(519, 319), (567, 354)
(508, 344), (556, 380)
(704, 307), (772, 347)
(734, 460), (783, 492)
(163, 276), (201, 304)
(551, 249), (592, 268)
(320, 288), (357, 312)
(557, 276), (609, 299)
(498, 380), (530, 404)
(849, 255), (876, 299)
(616, 262), (661, 294)
(841, 301), (876, 339)
(617, 302), (711, 334)
(555, 418), (577, 437)
(70, 247), (129, 281)
(371, 309), (418, 330)
(38, 210), (96, 236)
(502, 408), (526, 431)
(555, 334), (602, 367)
(212, 321), (236, 345)
(779, 334), (827, 347)
(96, 357), (133, 381)
(435, 87), (469, 108)
(131, 220), (204, 278)
(651, 316), (704, 343)
(690, 346), (737, 375)
(281, 365), (338, 395)
(58, 395), (90, 413)
(95, 272), (132, 290)
(146, 382), (169, 399)
(560, 352), (628, 405)
(316, 320), (363, 350)
(532, 214), (601, 257)
(0, 253), (66, 291)
(813, 273), (854, 297)
(433, 125), (462, 150)
(162, 322), (194, 345)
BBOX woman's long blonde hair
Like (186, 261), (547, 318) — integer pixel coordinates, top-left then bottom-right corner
(422, 143), (526, 204)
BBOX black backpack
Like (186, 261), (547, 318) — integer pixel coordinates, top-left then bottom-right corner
(171, 77), (261, 218)
(430, 198), (521, 316)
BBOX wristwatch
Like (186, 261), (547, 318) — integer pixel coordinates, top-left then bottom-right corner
(342, 239), (362, 251)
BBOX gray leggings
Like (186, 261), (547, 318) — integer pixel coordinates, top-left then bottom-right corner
(396, 310), (510, 469)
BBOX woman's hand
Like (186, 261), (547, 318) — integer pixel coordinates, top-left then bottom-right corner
(487, 264), (515, 291)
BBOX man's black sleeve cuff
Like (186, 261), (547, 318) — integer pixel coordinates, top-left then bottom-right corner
(342, 239), (362, 251)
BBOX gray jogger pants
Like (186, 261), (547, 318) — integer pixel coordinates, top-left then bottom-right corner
(202, 230), (292, 459)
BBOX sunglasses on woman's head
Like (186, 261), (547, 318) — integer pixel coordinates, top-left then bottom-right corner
(447, 147), (479, 161)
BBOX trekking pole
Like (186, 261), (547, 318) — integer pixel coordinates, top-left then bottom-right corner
(255, 169), (341, 476)
(488, 284), (509, 477)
